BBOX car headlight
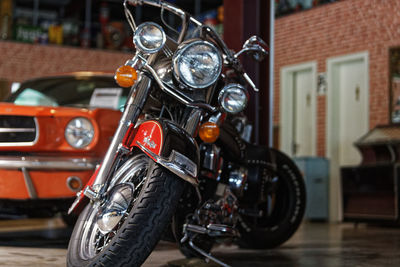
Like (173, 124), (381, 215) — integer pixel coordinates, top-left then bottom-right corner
(65, 117), (94, 149)
(218, 84), (249, 114)
(173, 40), (222, 89)
(133, 22), (166, 54)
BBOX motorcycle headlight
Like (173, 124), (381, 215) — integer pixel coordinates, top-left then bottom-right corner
(173, 40), (222, 89)
(218, 84), (249, 114)
(65, 117), (95, 149)
(133, 22), (166, 54)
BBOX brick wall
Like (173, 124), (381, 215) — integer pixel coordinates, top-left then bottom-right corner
(0, 41), (131, 84)
(274, 0), (400, 156)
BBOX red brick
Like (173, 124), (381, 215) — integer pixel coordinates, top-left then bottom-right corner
(274, 0), (397, 154)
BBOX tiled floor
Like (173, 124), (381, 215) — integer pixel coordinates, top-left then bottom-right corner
(0, 218), (399, 266)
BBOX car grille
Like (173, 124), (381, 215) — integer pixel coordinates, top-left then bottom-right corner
(0, 116), (37, 144)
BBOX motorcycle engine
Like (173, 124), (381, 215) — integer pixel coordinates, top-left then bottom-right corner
(196, 183), (238, 227)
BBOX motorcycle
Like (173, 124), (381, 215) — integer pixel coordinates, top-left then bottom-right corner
(67, 1), (306, 266)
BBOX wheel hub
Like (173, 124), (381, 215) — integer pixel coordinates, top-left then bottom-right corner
(96, 183), (135, 234)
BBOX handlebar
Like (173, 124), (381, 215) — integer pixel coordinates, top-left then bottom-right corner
(125, 0), (260, 93)
(125, 0), (234, 60)
(126, 0), (201, 43)
(127, 0), (187, 21)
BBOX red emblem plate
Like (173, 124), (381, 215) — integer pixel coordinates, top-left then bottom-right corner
(130, 121), (163, 159)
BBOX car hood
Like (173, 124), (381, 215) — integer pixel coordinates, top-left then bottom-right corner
(0, 103), (94, 117)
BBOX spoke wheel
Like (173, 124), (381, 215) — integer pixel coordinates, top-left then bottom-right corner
(67, 153), (185, 267)
(80, 154), (148, 260)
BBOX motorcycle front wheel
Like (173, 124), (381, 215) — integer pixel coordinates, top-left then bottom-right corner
(67, 153), (184, 267)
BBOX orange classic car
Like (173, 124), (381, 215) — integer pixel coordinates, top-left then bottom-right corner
(0, 72), (126, 221)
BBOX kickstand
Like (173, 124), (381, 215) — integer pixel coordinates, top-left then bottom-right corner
(181, 233), (231, 267)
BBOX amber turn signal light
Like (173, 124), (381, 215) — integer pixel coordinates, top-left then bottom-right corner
(199, 122), (220, 143)
(114, 65), (138, 88)
(67, 176), (83, 192)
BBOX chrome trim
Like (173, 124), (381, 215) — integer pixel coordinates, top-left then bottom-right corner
(97, 183), (135, 234)
(84, 185), (100, 201)
(0, 156), (97, 170)
(234, 36), (268, 61)
(207, 224), (240, 237)
(200, 25), (235, 63)
(162, 44), (174, 58)
(184, 109), (202, 136)
(21, 167), (37, 199)
(137, 142), (198, 185)
(187, 236), (231, 267)
(0, 117), (39, 147)
(125, 53), (147, 70)
(202, 144), (220, 171)
(184, 223), (239, 238)
(143, 64), (217, 112)
(68, 190), (84, 214)
(93, 73), (153, 189)
(127, 0), (202, 42)
(243, 72), (259, 92)
(0, 128), (35, 133)
(208, 112), (223, 125)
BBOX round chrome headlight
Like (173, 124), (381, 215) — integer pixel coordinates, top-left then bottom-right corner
(65, 117), (94, 149)
(133, 22), (166, 54)
(218, 84), (249, 114)
(173, 40), (222, 89)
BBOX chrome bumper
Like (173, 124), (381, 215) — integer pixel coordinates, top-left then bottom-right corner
(0, 156), (97, 170)
(0, 156), (98, 199)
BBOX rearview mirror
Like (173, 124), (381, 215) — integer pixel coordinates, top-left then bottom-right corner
(235, 36), (269, 62)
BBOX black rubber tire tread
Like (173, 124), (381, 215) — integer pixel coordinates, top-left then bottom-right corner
(67, 163), (184, 267)
(238, 148), (306, 249)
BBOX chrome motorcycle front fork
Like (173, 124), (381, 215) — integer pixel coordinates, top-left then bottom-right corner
(91, 74), (152, 195)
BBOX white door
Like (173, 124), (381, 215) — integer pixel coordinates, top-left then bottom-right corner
(280, 62), (317, 157)
(293, 69), (314, 156)
(327, 52), (369, 222)
(338, 60), (368, 166)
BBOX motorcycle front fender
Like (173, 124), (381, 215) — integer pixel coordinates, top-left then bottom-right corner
(123, 119), (199, 185)
(68, 119), (199, 215)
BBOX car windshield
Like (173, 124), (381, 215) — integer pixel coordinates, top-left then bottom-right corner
(7, 75), (129, 110)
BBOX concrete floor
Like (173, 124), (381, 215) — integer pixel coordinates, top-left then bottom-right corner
(0, 218), (399, 266)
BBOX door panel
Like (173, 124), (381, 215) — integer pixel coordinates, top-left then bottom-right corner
(338, 59), (367, 166)
(293, 69), (313, 156)
(280, 62), (317, 158)
(326, 52), (369, 222)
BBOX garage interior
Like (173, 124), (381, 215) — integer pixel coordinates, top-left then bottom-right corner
(1, 0), (400, 266)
